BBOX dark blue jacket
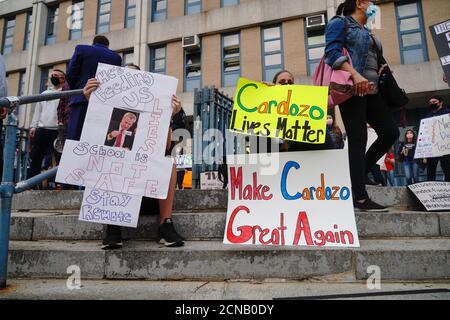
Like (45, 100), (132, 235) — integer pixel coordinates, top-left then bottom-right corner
(66, 44), (122, 106)
(325, 16), (375, 75)
(425, 106), (450, 119)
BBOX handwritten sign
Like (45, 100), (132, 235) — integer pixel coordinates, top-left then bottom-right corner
(224, 150), (360, 247)
(175, 154), (193, 169)
(57, 64), (178, 227)
(200, 171), (223, 190)
(414, 114), (450, 159)
(408, 182), (450, 211)
(230, 78), (329, 144)
(430, 20), (450, 87)
(80, 187), (142, 227)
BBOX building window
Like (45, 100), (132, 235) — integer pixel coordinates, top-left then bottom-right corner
(185, 0), (201, 15)
(40, 67), (52, 92)
(184, 48), (201, 92)
(395, 1), (428, 64)
(150, 46), (167, 74)
(97, 0), (111, 34)
(45, 6), (59, 45)
(151, 0), (167, 22)
(221, 0), (239, 7)
(125, 0), (136, 28)
(305, 18), (326, 76)
(122, 51), (134, 66)
(2, 17), (15, 55)
(222, 33), (240, 87)
(261, 25), (284, 82)
(69, 1), (84, 40)
(23, 12), (32, 50)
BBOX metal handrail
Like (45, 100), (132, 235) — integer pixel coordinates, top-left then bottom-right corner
(0, 89), (84, 288)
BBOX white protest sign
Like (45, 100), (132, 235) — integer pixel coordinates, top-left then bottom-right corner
(200, 171), (223, 190)
(414, 114), (450, 159)
(175, 154), (193, 169)
(367, 127), (385, 166)
(57, 139), (173, 198)
(408, 181), (450, 211)
(224, 150), (360, 247)
(56, 64), (178, 227)
(80, 187), (142, 227)
(90, 63), (176, 113)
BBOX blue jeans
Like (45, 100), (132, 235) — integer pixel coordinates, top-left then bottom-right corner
(382, 170), (395, 186)
(403, 160), (419, 185)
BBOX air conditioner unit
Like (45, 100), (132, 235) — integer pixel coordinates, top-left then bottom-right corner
(306, 14), (326, 29)
(182, 35), (200, 51)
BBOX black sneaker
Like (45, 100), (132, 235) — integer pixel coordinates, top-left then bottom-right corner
(101, 225), (123, 250)
(365, 176), (381, 186)
(354, 198), (389, 212)
(158, 218), (185, 247)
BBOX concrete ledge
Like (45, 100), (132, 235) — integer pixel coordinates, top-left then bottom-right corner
(10, 211), (449, 241)
(355, 239), (450, 280)
(105, 241), (352, 280)
(8, 239), (450, 281)
(10, 187), (420, 211)
(8, 241), (105, 279)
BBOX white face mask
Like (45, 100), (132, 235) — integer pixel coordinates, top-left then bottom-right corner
(326, 119), (333, 126)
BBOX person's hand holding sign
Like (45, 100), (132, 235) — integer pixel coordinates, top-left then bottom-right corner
(171, 95), (181, 117)
(83, 78), (100, 101)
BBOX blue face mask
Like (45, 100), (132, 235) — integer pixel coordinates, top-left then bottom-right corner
(365, 3), (379, 20)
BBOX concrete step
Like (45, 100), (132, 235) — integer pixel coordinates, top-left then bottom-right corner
(10, 186), (422, 211)
(10, 210), (450, 241)
(7, 239), (450, 281)
(2, 279), (450, 300)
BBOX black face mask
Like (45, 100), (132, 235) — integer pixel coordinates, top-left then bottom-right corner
(50, 76), (61, 86)
(430, 103), (440, 111)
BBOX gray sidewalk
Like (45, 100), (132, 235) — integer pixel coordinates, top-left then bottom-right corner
(1, 279), (450, 300)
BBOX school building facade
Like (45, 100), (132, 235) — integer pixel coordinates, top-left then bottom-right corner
(1, 0), (449, 172)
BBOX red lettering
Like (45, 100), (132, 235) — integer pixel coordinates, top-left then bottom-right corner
(293, 211), (314, 246)
(226, 205), (253, 243)
(230, 167), (243, 200)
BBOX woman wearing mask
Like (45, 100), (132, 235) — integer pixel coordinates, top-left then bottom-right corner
(325, 0), (399, 211)
(398, 129), (419, 185)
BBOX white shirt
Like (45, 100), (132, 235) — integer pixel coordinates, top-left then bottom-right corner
(30, 87), (61, 129)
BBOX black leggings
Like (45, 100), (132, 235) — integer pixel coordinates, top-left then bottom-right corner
(339, 93), (399, 200)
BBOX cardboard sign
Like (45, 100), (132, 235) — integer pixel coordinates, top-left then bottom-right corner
(200, 171), (223, 190)
(230, 78), (328, 144)
(80, 187), (142, 228)
(56, 64), (178, 227)
(430, 20), (450, 87)
(408, 181), (450, 211)
(414, 114), (450, 159)
(224, 150), (360, 247)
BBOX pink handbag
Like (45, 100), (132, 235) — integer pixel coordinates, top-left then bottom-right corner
(313, 48), (354, 108)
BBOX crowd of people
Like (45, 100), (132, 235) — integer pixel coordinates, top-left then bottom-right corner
(0, 0), (449, 249)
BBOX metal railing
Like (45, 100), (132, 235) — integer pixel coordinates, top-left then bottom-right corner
(192, 86), (234, 189)
(0, 89), (84, 288)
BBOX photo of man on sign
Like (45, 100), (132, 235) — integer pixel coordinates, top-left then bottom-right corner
(230, 77), (329, 144)
(104, 108), (139, 150)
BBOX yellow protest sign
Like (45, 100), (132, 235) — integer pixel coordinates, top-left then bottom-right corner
(230, 78), (329, 144)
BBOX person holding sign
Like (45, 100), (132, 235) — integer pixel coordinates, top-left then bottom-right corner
(422, 96), (450, 182)
(82, 64), (185, 249)
(398, 129), (419, 185)
(324, 0), (400, 211)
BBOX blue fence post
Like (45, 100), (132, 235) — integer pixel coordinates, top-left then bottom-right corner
(0, 98), (19, 288)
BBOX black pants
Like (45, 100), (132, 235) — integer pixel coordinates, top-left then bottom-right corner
(29, 128), (58, 178)
(339, 94), (399, 200)
(176, 170), (185, 189)
(427, 155), (450, 182)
